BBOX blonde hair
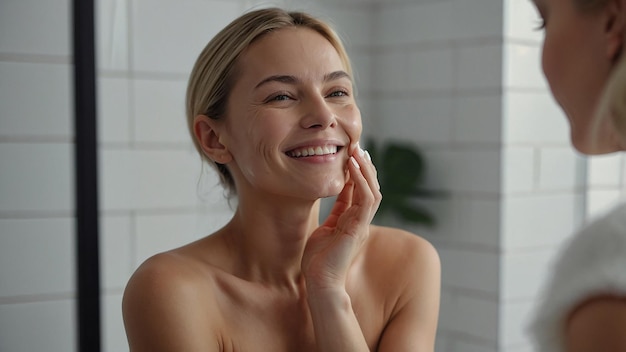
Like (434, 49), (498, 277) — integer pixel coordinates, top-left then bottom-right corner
(591, 53), (626, 151)
(186, 7), (352, 196)
(579, 0), (626, 151)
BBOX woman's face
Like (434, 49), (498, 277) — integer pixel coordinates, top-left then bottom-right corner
(534, 0), (616, 153)
(219, 27), (361, 200)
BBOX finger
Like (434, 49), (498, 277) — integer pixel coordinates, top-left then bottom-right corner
(321, 180), (354, 228)
(347, 155), (378, 222)
(352, 144), (379, 189)
(351, 147), (381, 206)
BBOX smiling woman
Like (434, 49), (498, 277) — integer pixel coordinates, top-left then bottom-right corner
(121, 7), (440, 352)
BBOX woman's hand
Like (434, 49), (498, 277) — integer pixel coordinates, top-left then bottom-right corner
(302, 144), (381, 291)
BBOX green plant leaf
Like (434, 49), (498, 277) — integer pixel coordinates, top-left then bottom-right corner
(364, 137), (440, 228)
(394, 201), (435, 227)
(380, 143), (425, 192)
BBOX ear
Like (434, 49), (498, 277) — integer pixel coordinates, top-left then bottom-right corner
(605, 0), (626, 61)
(193, 115), (233, 164)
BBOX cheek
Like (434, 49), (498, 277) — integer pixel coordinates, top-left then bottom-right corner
(343, 105), (362, 142)
(541, 34), (560, 94)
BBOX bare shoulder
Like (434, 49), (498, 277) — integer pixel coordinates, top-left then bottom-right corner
(361, 224), (441, 301)
(363, 225), (441, 350)
(366, 224), (440, 274)
(565, 296), (626, 352)
(122, 250), (222, 351)
(123, 250), (213, 305)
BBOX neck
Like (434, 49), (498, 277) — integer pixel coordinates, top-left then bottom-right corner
(221, 192), (323, 290)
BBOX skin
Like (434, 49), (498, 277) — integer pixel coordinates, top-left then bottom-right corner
(122, 27), (441, 352)
(534, 0), (626, 154)
(532, 0), (626, 350)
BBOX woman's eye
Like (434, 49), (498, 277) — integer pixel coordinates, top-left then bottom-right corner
(268, 94), (292, 102)
(327, 90), (349, 98)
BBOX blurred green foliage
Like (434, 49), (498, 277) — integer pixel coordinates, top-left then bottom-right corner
(366, 138), (442, 227)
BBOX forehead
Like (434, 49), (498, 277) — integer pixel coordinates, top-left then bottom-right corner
(236, 27), (346, 79)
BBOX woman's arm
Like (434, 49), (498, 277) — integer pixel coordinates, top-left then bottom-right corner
(377, 235), (441, 352)
(565, 296), (626, 352)
(122, 254), (221, 352)
(302, 146), (381, 351)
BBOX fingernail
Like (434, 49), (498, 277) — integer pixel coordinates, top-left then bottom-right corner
(358, 147), (365, 156)
(350, 156), (360, 169)
(365, 150), (371, 161)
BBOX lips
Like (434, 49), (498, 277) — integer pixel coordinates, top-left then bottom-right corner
(286, 145), (339, 158)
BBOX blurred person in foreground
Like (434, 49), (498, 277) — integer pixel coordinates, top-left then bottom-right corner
(528, 0), (626, 351)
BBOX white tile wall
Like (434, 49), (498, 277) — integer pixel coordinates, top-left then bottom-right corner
(434, 334), (450, 352)
(375, 1), (455, 45)
(500, 249), (556, 300)
(134, 212), (206, 265)
(456, 44), (503, 91)
(587, 153), (623, 187)
(622, 155), (626, 191)
(96, 0), (129, 71)
(501, 147), (535, 193)
(103, 294), (127, 352)
(452, 94), (502, 144)
(132, 78), (189, 143)
(0, 0), (71, 56)
(98, 77), (132, 144)
(100, 215), (133, 290)
(0, 219), (75, 297)
(447, 294), (499, 341)
(503, 0), (544, 42)
(0, 2), (76, 352)
(305, 5), (373, 48)
(375, 97), (454, 144)
(424, 149), (501, 193)
(499, 300), (536, 348)
(501, 194), (582, 249)
(586, 189), (624, 219)
(410, 197), (501, 249)
(439, 248), (499, 294)
(408, 48), (455, 92)
(371, 51), (409, 92)
(0, 62), (72, 138)
(130, 0), (241, 73)
(99, 149), (207, 211)
(351, 52), (373, 94)
(450, 0), (503, 40)
(452, 340), (498, 352)
(538, 147), (586, 191)
(0, 144), (74, 213)
(503, 91), (570, 145)
(0, 300), (76, 352)
(504, 43), (547, 89)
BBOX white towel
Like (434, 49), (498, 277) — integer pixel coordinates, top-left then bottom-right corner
(527, 202), (626, 352)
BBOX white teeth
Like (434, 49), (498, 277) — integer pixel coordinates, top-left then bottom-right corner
(288, 145), (338, 157)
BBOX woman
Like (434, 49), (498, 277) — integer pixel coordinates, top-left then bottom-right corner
(122, 7), (441, 352)
(528, 0), (626, 351)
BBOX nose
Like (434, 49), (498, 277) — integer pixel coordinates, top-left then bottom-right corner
(299, 96), (337, 129)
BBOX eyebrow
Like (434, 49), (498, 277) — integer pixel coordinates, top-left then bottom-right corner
(254, 70), (352, 89)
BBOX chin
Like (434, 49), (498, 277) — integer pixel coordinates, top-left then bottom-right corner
(571, 128), (622, 155)
(315, 178), (346, 199)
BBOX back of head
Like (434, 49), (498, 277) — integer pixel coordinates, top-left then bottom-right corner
(185, 7), (352, 197)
